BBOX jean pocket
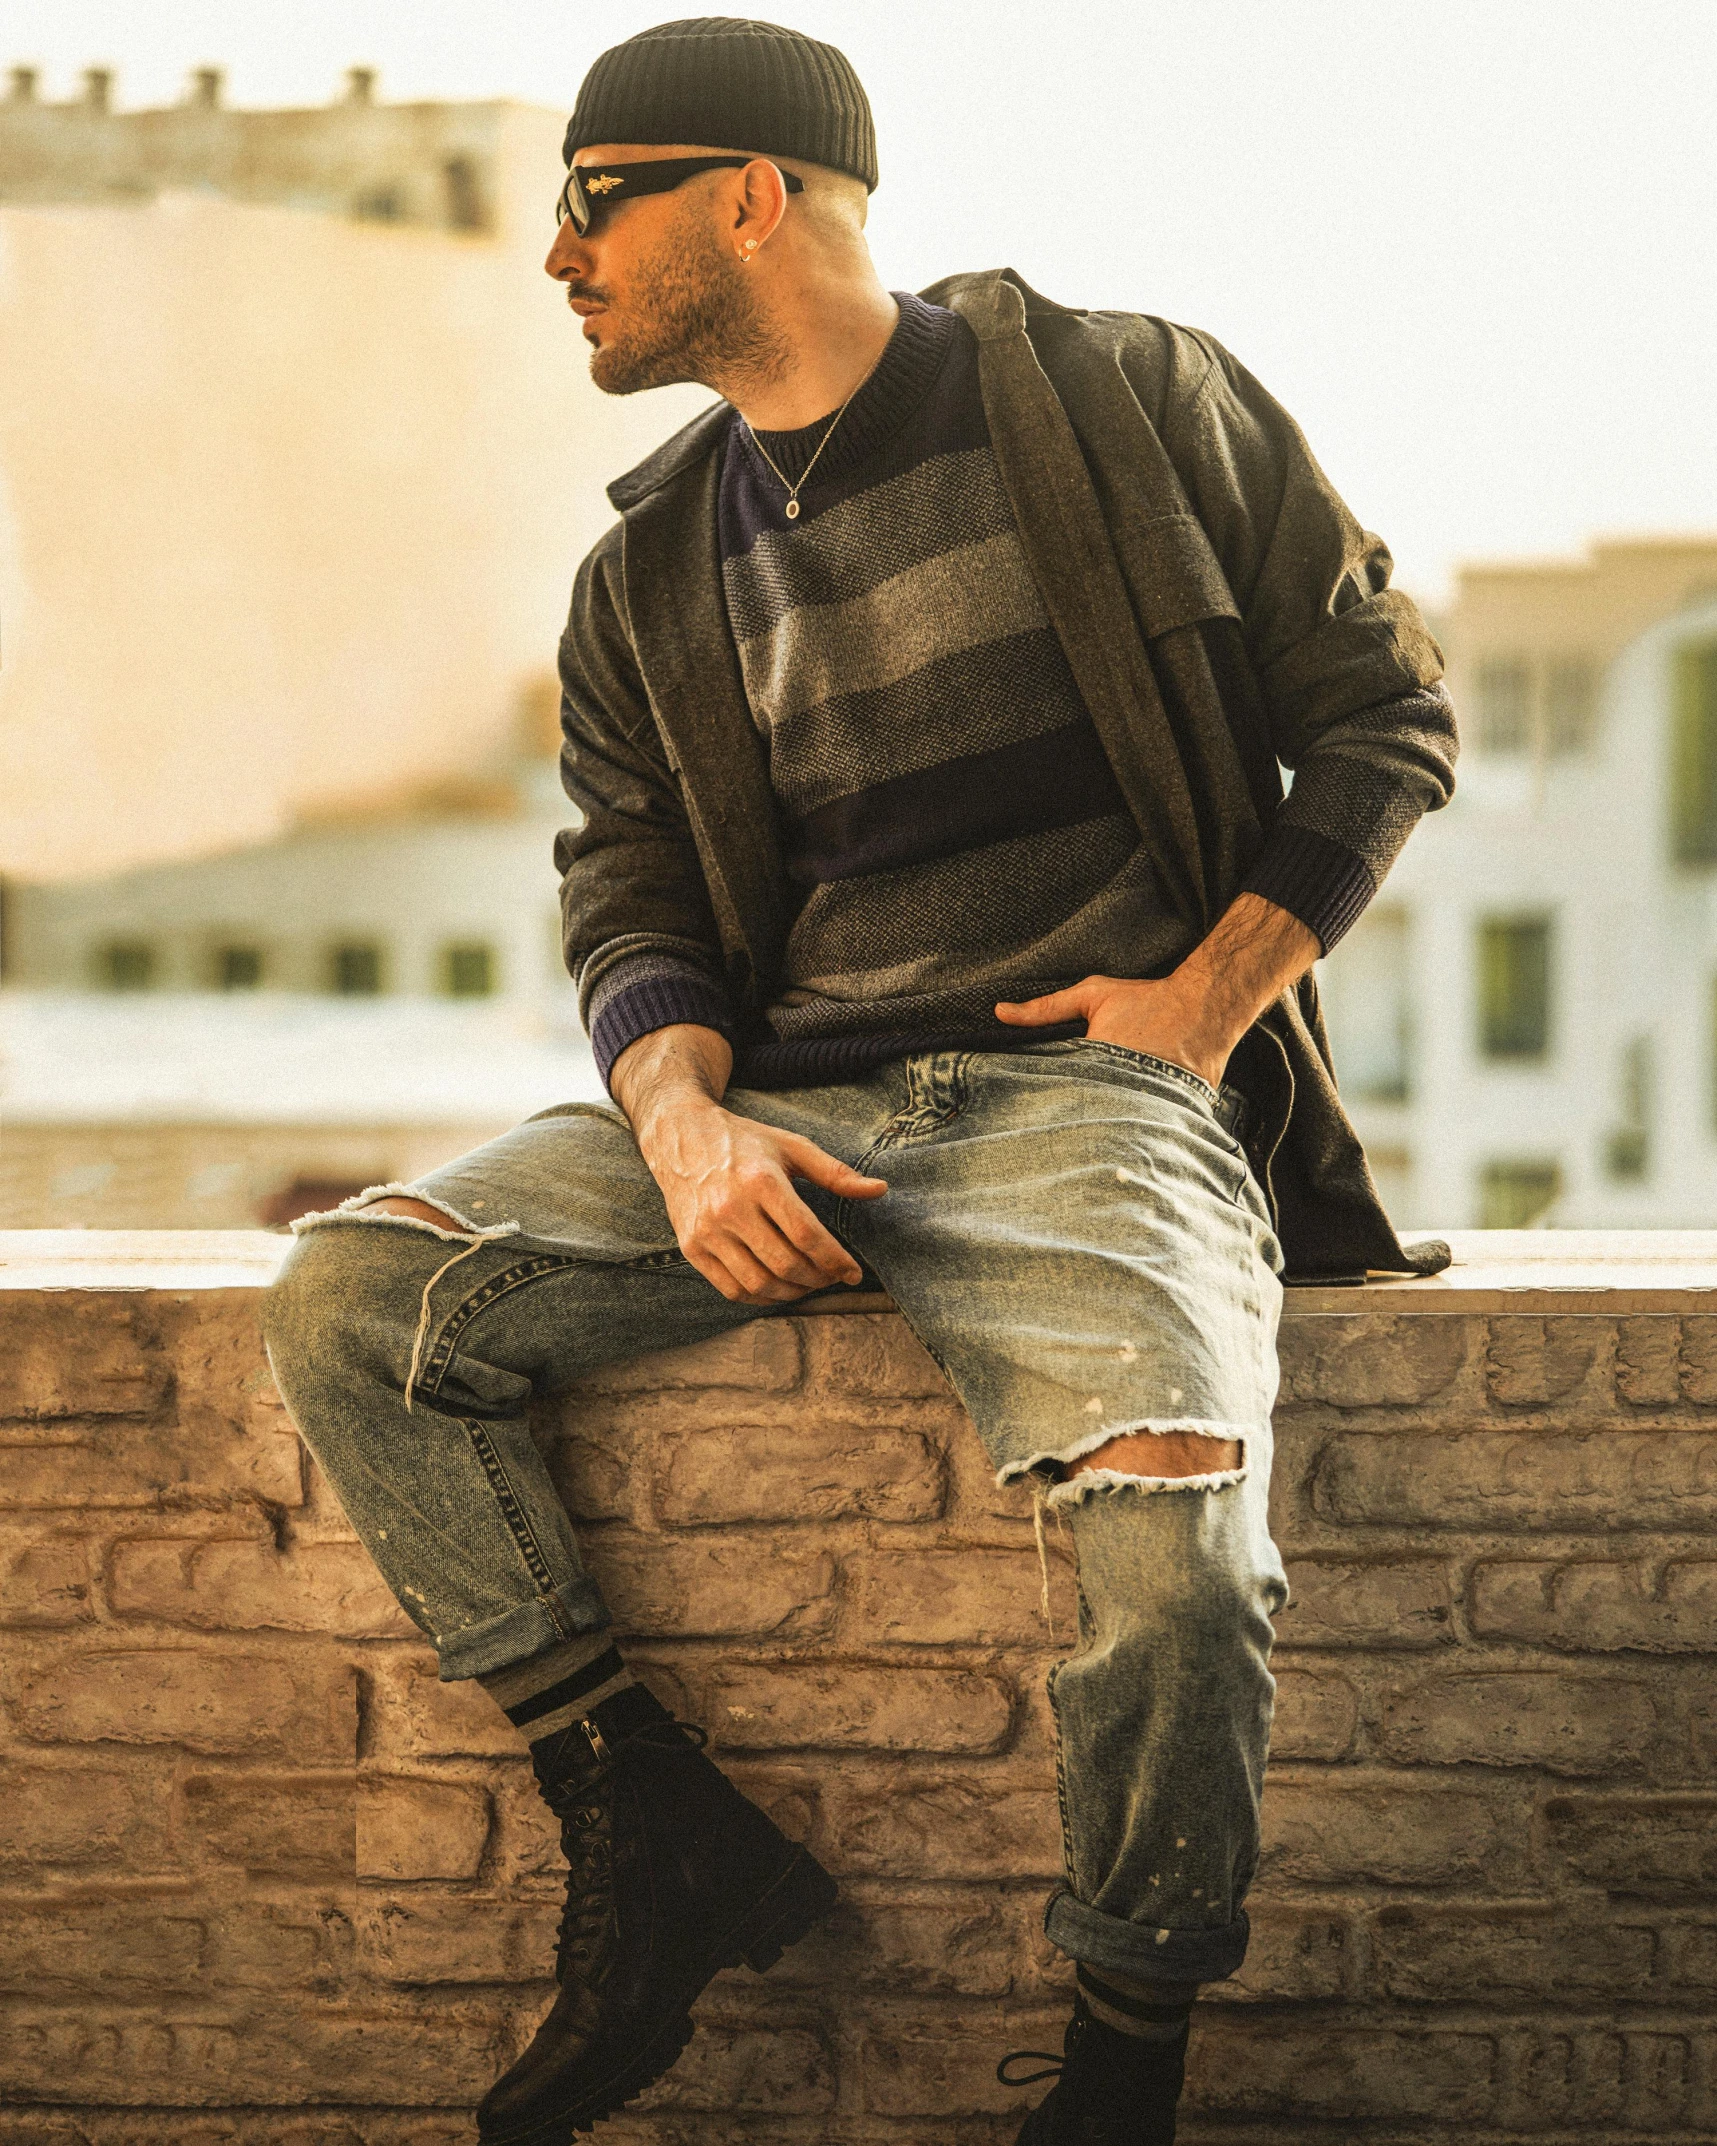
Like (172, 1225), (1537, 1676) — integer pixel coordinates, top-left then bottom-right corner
(1069, 1038), (1221, 1107)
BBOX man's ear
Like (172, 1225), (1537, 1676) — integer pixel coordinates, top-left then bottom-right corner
(732, 158), (789, 262)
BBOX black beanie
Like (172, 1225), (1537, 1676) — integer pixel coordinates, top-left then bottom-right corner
(564, 17), (878, 192)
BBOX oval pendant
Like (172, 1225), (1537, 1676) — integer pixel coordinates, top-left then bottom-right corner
(785, 499), (800, 520)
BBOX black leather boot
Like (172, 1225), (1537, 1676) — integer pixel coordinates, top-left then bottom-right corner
(477, 1682), (837, 2143)
(1001, 1995), (1188, 2145)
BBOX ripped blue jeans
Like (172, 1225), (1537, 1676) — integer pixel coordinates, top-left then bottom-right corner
(263, 1041), (1287, 1986)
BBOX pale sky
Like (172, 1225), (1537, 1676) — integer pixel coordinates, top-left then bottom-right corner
(10, 0), (1717, 604)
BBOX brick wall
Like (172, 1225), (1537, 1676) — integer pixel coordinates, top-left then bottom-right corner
(1, 1242), (1713, 2141)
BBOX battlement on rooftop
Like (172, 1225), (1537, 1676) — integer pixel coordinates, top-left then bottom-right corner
(0, 64), (508, 231)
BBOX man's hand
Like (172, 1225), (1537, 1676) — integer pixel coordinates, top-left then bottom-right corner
(610, 1023), (887, 1305)
(996, 970), (1233, 1089)
(995, 892), (1320, 1088)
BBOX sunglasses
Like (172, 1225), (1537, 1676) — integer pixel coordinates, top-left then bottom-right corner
(555, 153), (804, 235)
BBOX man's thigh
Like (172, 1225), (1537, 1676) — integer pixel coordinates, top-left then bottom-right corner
(351, 1084), (897, 1398)
(822, 1043), (1286, 1489)
(301, 1102), (756, 1398)
(395, 1100), (681, 1256)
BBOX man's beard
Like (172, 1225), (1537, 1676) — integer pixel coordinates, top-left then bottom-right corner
(582, 203), (789, 399)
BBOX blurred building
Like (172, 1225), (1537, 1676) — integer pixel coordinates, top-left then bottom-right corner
(5, 684), (571, 1002)
(0, 993), (602, 1230)
(0, 63), (699, 1227)
(0, 63), (703, 884)
(1320, 538), (1717, 1230)
(0, 700), (604, 1228)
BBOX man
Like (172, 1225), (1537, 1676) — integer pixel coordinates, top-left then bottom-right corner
(265, 18), (1457, 2144)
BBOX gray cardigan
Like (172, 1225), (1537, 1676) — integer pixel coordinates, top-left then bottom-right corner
(555, 269), (1458, 1282)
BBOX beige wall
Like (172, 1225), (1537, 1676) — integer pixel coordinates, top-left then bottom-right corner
(0, 102), (704, 883)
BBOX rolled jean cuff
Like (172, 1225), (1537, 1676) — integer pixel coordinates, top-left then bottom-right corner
(434, 1584), (611, 1682)
(1043, 1886), (1251, 1985)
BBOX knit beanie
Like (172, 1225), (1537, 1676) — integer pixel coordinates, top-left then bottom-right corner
(564, 17), (878, 191)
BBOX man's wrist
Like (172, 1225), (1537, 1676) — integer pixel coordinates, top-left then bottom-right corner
(610, 1023), (735, 1158)
(1154, 966), (1242, 1076)
(1167, 894), (1319, 1070)
(632, 1080), (727, 1165)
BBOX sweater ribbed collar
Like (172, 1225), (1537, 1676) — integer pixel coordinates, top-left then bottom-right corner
(738, 292), (954, 491)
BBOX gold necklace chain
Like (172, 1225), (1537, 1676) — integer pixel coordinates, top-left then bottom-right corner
(743, 345), (886, 522)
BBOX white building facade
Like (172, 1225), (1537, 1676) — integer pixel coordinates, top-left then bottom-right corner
(0, 752), (604, 1228)
(1322, 542), (1717, 1231)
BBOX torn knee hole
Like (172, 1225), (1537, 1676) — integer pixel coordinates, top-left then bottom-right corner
(364, 1197), (468, 1229)
(1072, 1429), (1243, 1482)
(289, 1180), (519, 1242)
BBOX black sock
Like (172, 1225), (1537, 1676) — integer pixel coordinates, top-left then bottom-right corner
(1076, 1964), (1198, 2041)
(477, 1630), (634, 1757)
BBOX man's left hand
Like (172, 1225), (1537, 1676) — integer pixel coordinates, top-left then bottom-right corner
(994, 973), (1229, 1089)
(994, 893), (1323, 1093)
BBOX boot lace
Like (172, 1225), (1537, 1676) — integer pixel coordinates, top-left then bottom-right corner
(543, 1716), (711, 1979)
(997, 2049), (1065, 2087)
(998, 2000), (1085, 2089)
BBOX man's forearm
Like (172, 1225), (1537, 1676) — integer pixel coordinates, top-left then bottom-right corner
(609, 1023), (734, 1155)
(1170, 892), (1320, 1066)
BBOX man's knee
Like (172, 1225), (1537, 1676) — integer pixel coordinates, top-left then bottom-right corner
(264, 1205), (451, 1388)
(1058, 1442), (1283, 1639)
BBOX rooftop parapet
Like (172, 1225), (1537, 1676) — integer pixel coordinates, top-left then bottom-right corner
(0, 1227), (1714, 2131)
(0, 64), (501, 231)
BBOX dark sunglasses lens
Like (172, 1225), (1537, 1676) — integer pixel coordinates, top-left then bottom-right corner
(555, 171), (589, 233)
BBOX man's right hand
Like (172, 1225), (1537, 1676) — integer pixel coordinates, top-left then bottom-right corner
(610, 1023), (887, 1305)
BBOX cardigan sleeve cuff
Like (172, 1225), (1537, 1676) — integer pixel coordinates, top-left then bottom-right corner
(1240, 822), (1376, 954)
(589, 962), (737, 1090)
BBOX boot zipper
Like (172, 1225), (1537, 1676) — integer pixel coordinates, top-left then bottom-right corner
(580, 1716), (610, 1763)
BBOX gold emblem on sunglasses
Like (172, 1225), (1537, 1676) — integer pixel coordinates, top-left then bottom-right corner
(584, 173), (624, 195)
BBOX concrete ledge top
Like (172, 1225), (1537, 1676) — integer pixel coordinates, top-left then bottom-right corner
(5, 1228), (1717, 1313)
(0, 1230), (293, 1291)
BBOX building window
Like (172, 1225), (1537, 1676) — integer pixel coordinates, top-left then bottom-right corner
(1319, 904), (1411, 1101)
(1603, 1035), (1652, 1180)
(216, 945), (263, 991)
(444, 156), (485, 231)
(442, 942), (496, 998)
(1544, 658), (1598, 756)
(1480, 1160), (1562, 1229)
(1709, 981), (1717, 1136)
(1475, 659), (1532, 753)
(353, 186), (403, 223)
(1474, 654), (1600, 759)
(329, 941), (384, 995)
(1477, 915), (1552, 1060)
(1671, 641), (1717, 866)
(94, 939), (155, 991)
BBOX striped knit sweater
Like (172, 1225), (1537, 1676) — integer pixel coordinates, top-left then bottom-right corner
(587, 294), (1375, 1091)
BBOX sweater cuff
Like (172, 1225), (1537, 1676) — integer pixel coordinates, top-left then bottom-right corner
(1240, 823), (1376, 954)
(589, 966), (736, 1090)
